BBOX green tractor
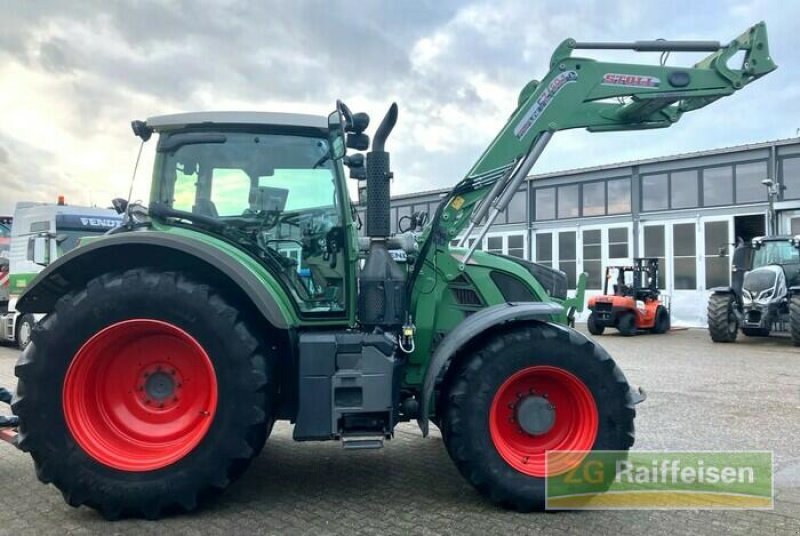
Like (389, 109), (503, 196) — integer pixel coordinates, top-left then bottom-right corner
(11, 24), (774, 518)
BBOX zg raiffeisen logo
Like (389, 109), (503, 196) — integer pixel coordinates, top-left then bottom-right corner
(545, 451), (773, 510)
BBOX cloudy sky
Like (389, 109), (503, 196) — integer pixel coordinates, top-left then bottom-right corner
(0, 0), (797, 215)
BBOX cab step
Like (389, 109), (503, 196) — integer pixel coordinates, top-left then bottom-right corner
(341, 434), (385, 450)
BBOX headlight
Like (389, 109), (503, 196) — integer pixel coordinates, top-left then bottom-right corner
(754, 286), (776, 305)
(742, 290), (752, 304)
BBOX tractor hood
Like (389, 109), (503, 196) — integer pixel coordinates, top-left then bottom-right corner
(743, 265), (786, 305)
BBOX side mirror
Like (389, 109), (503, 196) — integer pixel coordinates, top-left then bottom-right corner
(27, 235), (52, 266)
(344, 153), (366, 180)
(112, 198), (129, 215)
(327, 110), (346, 160)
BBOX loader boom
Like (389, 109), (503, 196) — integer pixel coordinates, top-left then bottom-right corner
(414, 22), (775, 274)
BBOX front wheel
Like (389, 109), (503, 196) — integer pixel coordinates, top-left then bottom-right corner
(616, 311), (637, 337)
(790, 295), (800, 347)
(651, 306), (670, 334)
(13, 269), (275, 519)
(707, 293), (738, 343)
(440, 324), (636, 511)
(16, 314), (35, 350)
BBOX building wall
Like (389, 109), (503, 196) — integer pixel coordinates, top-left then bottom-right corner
(384, 138), (800, 327)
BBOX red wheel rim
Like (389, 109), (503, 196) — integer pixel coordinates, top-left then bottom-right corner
(489, 366), (598, 477)
(63, 319), (218, 472)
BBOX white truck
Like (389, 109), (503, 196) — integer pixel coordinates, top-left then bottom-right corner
(0, 201), (121, 348)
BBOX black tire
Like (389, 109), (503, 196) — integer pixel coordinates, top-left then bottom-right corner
(707, 293), (738, 343)
(616, 311), (637, 337)
(742, 327), (770, 337)
(586, 312), (605, 336)
(650, 306), (670, 334)
(790, 295), (800, 347)
(13, 269), (275, 519)
(16, 314), (35, 350)
(440, 323), (636, 511)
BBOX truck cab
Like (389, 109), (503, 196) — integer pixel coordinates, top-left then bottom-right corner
(0, 201), (121, 348)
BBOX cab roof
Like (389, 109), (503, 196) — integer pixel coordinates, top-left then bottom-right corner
(145, 111), (328, 132)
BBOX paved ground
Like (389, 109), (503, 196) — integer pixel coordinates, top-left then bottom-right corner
(0, 328), (798, 535)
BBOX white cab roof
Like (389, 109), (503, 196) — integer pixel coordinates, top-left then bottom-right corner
(146, 111), (327, 131)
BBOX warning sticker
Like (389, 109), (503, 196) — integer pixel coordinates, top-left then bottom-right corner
(514, 70), (578, 140)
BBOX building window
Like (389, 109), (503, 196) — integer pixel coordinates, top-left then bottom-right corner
(558, 231), (577, 289)
(781, 157), (800, 200)
(735, 161), (768, 203)
(703, 166), (734, 206)
(507, 189), (527, 223)
(641, 174), (668, 211)
(643, 225), (666, 289)
(704, 221), (730, 288)
(535, 188), (556, 220)
(467, 237), (481, 250)
(582, 229), (602, 289)
(582, 182), (605, 217)
(673, 222), (697, 289)
(607, 178), (631, 214)
(608, 227), (629, 258)
(557, 185), (579, 219)
(486, 236), (503, 254)
(535, 232), (553, 267)
(671, 169), (699, 209)
(508, 234), (525, 258)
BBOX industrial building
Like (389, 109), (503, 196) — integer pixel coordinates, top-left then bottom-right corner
(383, 138), (800, 326)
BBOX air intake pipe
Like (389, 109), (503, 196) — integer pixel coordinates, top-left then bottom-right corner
(365, 103), (398, 238)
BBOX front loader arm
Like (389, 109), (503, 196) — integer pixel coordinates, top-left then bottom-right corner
(418, 22), (775, 257)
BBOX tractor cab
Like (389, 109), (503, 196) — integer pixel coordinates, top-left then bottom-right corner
(587, 258), (670, 337)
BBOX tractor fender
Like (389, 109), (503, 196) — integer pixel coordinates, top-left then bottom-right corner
(418, 301), (563, 437)
(16, 231), (291, 330)
(709, 286), (735, 295)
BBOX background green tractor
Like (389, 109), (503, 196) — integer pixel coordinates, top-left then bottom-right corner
(12, 23), (774, 519)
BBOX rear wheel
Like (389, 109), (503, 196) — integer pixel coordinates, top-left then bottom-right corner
(616, 311), (637, 337)
(13, 269), (275, 519)
(440, 324), (636, 511)
(707, 293), (738, 343)
(790, 295), (800, 347)
(586, 312), (605, 336)
(650, 306), (670, 334)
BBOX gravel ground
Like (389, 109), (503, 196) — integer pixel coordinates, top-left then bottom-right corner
(0, 327), (797, 535)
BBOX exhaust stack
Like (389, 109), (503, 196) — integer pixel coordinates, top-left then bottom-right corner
(359, 103), (406, 329)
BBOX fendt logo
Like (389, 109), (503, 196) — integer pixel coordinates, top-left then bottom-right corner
(602, 73), (661, 88)
(79, 217), (120, 228)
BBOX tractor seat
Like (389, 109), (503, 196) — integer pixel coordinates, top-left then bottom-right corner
(193, 199), (219, 218)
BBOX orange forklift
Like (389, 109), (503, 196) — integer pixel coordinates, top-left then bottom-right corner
(587, 258), (670, 336)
